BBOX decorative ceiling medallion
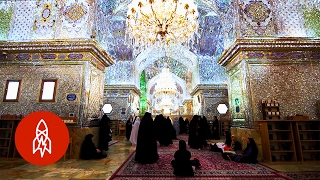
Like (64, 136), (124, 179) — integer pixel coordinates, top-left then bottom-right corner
(41, 4), (51, 21)
(64, 3), (88, 24)
(244, 1), (271, 24)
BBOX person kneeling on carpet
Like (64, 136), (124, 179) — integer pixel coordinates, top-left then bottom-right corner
(80, 134), (107, 160)
(229, 137), (258, 163)
(171, 140), (201, 176)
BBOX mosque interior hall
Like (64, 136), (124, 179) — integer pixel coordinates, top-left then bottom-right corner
(0, 0), (320, 179)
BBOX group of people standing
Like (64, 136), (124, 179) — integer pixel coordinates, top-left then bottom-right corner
(80, 112), (258, 177)
(126, 112), (201, 176)
(188, 115), (221, 149)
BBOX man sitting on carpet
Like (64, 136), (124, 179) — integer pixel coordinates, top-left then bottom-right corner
(171, 140), (201, 176)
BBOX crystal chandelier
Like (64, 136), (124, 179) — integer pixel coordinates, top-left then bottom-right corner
(154, 63), (177, 114)
(155, 63), (177, 95)
(126, 0), (199, 52)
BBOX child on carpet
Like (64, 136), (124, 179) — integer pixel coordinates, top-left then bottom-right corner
(171, 140), (201, 176)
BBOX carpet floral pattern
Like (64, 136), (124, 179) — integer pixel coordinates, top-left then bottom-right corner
(110, 140), (291, 180)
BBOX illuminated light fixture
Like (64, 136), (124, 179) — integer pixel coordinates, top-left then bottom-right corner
(217, 104), (228, 114)
(155, 63), (177, 95)
(126, 0), (199, 52)
(102, 104), (113, 114)
(155, 63), (177, 114)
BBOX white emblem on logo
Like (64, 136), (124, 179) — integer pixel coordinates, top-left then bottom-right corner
(32, 119), (52, 158)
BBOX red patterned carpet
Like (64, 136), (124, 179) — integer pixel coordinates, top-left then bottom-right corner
(278, 171), (320, 180)
(110, 139), (295, 180)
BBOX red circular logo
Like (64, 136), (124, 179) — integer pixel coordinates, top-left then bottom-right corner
(15, 111), (69, 166)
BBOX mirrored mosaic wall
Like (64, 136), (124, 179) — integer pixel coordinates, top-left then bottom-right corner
(228, 62), (249, 127)
(1, 0), (319, 86)
(0, 65), (83, 118)
(203, 95), (229, 119)
(0, 0), (95, 41)
(226, 50), (320, 128)
(249, 60), (320, 121)
(86, 63), (105, 120)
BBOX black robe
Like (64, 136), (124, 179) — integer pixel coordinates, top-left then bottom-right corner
(179, 117), (186, 134)
(126, 117), (133, 140)
(212, 117), (220, 140)
(98, 114), (111, 151)
(201, 116), (210, 146)
(80, 134), (106, 160)
(234, 138), (258, 163)
(156, 115), (173, 146)
(224, 131), (232, 147)
(232, 140), (242, 151)
(135, 112), (159, 164)
(188, 115), (205, 149)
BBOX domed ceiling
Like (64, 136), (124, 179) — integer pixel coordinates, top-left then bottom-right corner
(97, 0), (232, 85)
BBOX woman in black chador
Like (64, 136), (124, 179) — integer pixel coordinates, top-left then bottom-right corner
(126, 115), (134, 140)
(233, 138), (258, 163)
(155, 114), (173, 146)
(179, 117), (186, 134)
(135, 112), (159, 164)
(212, 116), (220, 140)
(98, 114), (111, 151)
(188, 115), (206, 149)
(171, 140), (200, 176)
(80, 134), (107, 160)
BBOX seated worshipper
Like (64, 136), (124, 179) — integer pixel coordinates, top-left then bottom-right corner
(231, 138), (258, 163)
(135, 112), (159, 164)
(222, 135), (242, 160)
(171, 140), (201, 176)
(80, 134), (107, 160)
(229, 135), (242, 151)
(129, 114), (140, 145)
